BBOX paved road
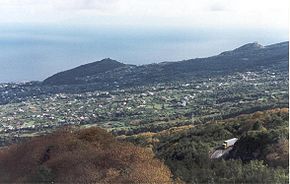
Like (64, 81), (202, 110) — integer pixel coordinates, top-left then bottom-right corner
(210, 147), (233, 159)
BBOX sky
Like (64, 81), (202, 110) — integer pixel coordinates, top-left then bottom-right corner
(0, 0), (289, 82)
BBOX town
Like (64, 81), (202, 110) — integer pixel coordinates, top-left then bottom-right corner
(0, 66), (288, 146)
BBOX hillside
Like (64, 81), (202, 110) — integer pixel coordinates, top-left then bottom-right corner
(0, 40), (288, 184)
(120, 108), (289, 183)
(165, 41), (288, 74)
(43, 41), (289, 87)
(44, 58), (127, 85)
(0, 127), (174, 183)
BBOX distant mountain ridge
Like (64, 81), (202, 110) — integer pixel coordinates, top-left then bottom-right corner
(219, 42), (264, 56)
(44, 58), (126, 85)
(43, 41), (289, 86)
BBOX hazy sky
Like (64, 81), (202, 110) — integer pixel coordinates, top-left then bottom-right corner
(0, 0), (289, 82)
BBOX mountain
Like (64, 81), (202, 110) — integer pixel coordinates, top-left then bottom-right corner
(166, 41), (288, 73)
(44, 58), (127, 85)
(43, 41), (289, 86)
(219, 42), (264, 56)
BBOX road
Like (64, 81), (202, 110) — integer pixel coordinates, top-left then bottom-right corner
(210, 147), (233, 159)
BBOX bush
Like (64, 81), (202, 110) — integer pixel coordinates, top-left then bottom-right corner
(0, 127), (173, 183)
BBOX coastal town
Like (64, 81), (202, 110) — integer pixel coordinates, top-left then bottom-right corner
(0, 67), (287, 146)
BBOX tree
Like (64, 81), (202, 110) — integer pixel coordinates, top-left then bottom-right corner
(0, 127), (173, 183)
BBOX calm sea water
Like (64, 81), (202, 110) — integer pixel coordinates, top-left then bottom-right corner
(0, 25), (287, 83)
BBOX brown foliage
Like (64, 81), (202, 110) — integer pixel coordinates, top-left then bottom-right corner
(0, 127), (173, 183)
(266, 139), (289, 168)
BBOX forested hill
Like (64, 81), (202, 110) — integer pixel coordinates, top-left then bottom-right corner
(43, 41), (289, 86)
(43, 58), (126, 85)
(121, 108), (289, 183)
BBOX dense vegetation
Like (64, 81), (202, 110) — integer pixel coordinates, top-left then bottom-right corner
(122, 108), (289, 183)
(0, 127), (173, 183)
(44, 58), (126, 85)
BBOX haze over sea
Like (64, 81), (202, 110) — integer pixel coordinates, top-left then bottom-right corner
(0, 0), (288, 82)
